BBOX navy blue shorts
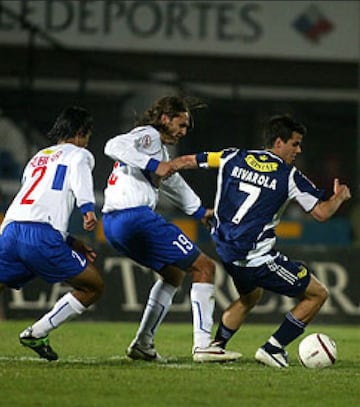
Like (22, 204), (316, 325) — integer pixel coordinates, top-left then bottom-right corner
(0, 222), (87, 289)
(223, 253), (311, 297)
(102, 206), (200, 271)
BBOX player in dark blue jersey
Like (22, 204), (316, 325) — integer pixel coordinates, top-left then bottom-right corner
(170, 114), (351, 368)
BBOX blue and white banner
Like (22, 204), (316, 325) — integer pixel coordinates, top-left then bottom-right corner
(0, 0), (358, 61)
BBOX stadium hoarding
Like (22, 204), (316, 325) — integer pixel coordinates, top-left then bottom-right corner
(2, 245), (359, 324)
(0, 0), (358, 61)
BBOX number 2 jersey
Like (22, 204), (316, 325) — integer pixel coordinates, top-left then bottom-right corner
(0, 143), (95, 238)
(196, 149), (325, 264)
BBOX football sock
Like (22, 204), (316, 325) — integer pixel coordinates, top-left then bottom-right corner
(30, 293), (86, 338)
(214, 321), (238, 348)
(191, 282), (215, 349)
(135, 280), (177, 346)
(269, 312), (306, 348)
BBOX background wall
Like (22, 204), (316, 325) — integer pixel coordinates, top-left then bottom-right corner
(0, 0), (359, 322)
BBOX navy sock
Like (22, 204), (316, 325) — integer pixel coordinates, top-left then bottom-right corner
(271, 312), (306, 348)
(214, 321), (238, 349)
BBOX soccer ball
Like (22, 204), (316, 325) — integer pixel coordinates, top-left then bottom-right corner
(298, 333), (337, 369)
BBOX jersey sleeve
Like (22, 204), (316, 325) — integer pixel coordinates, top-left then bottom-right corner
(196, 149), (237, 168)
(160, 173), (204, 217)
(104, 127), (162, 172)
(70, 149), (96, 212)
(289, 168), (326, 212)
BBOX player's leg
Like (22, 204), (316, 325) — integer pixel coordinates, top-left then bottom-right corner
(104, 208), (174, 360)
(28, 262), (104, 335)
(115, 210), (195, 361)
(209, 260), (262, 351)
(290, 273), (328, 323)
(20, 262), (104, 361)
(18, 223), (105, 361)
(127, 265), (184, 361)
(189, 252), (215, 350)
(214, 287), (263, 348)
(189, 254), (242, 362)
(259, 274), (328, 358)
(255, 258), (327, 368)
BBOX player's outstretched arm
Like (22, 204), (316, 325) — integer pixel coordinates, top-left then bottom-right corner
(311, 178), (351, 222)
(169, 155), (198, 171)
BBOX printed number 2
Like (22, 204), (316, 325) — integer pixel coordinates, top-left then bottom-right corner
(231, 182), (261, 224)
(172, 234), (193, 254)
(20, 166), (47, 205)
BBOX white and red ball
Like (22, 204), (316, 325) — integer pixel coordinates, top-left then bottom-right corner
(298, 333), (337, 369)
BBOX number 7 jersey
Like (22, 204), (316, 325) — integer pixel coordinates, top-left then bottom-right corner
(1, 143), (95, 238)
(197, 149), (325, 263)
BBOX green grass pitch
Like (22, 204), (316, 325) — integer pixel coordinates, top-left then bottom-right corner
(0, 321), (359, 407)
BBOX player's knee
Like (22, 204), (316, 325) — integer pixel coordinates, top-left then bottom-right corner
(86, 285), (104, 305)
(191, 254), (215, 283)
(88, 274), (105, 304)
(317, 283), (329, 305)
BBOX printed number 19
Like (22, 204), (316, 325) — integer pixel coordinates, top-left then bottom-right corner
(172, 234), (193, 254)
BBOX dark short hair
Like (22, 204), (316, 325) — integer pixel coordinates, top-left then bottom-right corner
(47, 106), (93, 143)
(135, 95), (205, 131)
(263, 114), (306, 148)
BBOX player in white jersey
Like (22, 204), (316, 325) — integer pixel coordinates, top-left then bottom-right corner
(170, 114), (351, 368)
(0, 106), (104, 360)
(102, 96), (240, 362)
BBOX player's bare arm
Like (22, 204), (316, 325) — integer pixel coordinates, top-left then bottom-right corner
(154, 161), (177, 178)
(310, 178), (351, 222)
(169, 154), (198, 171)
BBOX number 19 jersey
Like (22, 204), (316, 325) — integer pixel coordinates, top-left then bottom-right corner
(1, 143), (95, 237)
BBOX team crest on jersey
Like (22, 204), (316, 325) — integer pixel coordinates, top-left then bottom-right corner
(245, 154), (278, 172)
(141, 134), (151, 148)
(42, 149), (55, 155)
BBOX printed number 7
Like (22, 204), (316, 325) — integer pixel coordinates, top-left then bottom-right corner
(231, 182), (261, 224)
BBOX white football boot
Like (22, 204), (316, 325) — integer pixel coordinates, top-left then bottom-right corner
(255, 345), (289, 368)
(193, 342), (242, 363)
(126, 339), (164, 362)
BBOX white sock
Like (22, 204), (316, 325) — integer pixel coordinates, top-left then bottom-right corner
(29, 293), (86, 338)
(135, 280), (177, 346)
(191, 282), (215, 349)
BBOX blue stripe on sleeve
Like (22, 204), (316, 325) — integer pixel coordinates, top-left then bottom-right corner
(146, 158), (160, 172)
(51, 164), (67, 190)
(192, 206), (206, 220)
(80, 203), (95, 214)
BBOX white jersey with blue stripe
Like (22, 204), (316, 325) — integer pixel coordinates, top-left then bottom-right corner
(1, 143), (95, 237)
(102, 125), (203, 216)
(197, 149), (325, 263)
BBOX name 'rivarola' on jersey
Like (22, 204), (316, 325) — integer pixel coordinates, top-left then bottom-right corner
(196, 148), (325, 264)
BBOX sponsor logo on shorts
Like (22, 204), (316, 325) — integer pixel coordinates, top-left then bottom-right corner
(297, 265), (308, 279)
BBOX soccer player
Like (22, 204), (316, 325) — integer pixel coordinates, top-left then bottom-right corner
(169, 114), (351, 368)
(102, 96), (240, 362)
(0, 106), (104, 361)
